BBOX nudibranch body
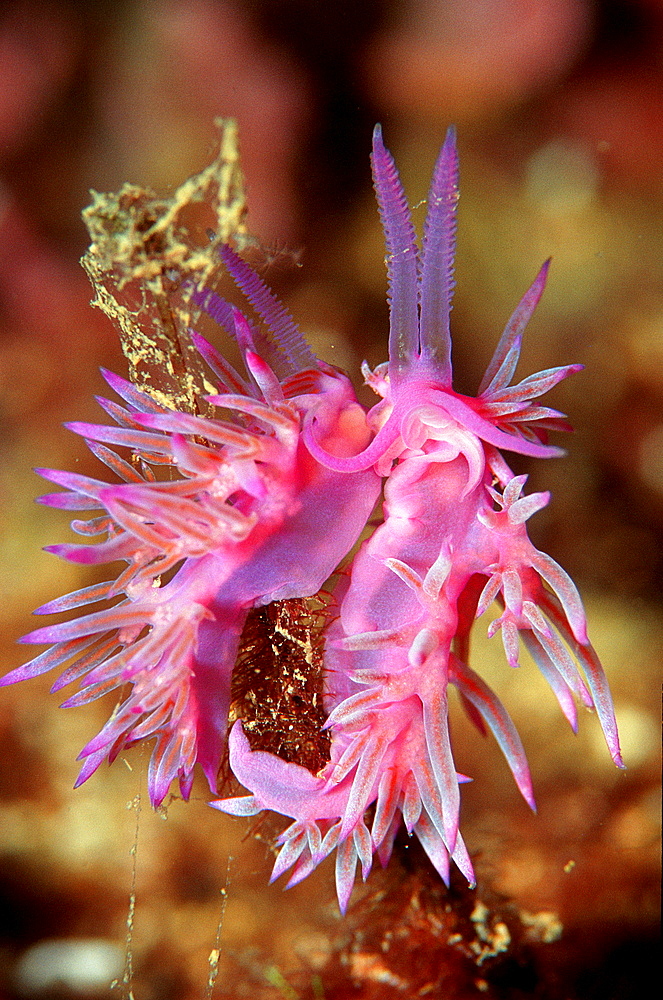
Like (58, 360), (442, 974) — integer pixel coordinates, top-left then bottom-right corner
(215, 127), (623, 911)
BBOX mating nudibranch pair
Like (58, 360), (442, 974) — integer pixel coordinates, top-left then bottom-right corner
(3, 126), (623, 912)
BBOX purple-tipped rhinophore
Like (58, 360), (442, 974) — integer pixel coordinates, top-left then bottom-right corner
(215, 125), (623, 911)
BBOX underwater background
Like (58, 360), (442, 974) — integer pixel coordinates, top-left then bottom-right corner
(0, 2), (660, 997)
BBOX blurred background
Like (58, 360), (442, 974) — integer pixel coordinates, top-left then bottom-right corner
(0, 1), (660, 997)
